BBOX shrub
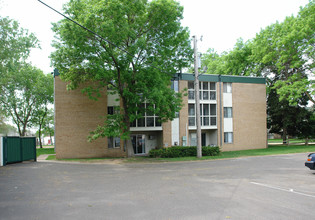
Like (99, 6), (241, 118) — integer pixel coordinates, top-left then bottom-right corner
(149, 146), (220, 158)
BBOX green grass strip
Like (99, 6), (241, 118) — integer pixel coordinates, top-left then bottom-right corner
(36, 148), (55, 157)
(38, 145), (315, 163)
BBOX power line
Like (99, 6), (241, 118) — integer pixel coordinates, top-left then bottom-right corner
(38, 0), (133, 58)
(38, 0), (178, 78)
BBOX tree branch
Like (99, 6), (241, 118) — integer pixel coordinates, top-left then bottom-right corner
(305, 91), (315, 104)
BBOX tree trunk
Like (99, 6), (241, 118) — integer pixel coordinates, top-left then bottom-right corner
(282, 128), (287, 145)
(21, 121), (28, 136)
(125, 138), (134, 157)
(305, 137), (309, 146)
(38, 128), (43, 148)
(121, 96), (135, 158)
(49, 133), (53, 145)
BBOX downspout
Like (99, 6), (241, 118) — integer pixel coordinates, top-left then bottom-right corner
(53, 73), (56, 153)
(219, 75), (222, 147)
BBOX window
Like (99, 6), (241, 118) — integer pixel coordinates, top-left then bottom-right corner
(107, 106), (114, 115)
(188, 104), (195, 116)
(223, 82), (232, 93)
(108, 106), (120, 115)
(210, 104), (216, 115)
(171, 80), (179, 92)
(130, 103), (161, 128)
(188, 81), (216, 100)
(188, 81), (195, 100)
(224, 132), (233, 143)
(210, 104), (216, 126)
(188, 103), (217, 126)
(203, 104), (209, 126)
(202, 82), (209, 100)
(188, 104), (195, 126)
(108, 137), (120, 148)
(200, 81), (216, 101)
(224, 107), (233, 118)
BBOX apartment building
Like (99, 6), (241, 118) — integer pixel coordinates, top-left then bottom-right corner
(54, 73), (267, 159)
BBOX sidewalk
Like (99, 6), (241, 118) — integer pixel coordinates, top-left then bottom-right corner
(37, 154), (54, 162)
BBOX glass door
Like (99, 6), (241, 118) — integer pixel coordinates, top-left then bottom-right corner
(131, 134), (145, 154)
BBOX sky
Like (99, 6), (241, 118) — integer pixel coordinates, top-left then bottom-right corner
(0, 0), (310, 74)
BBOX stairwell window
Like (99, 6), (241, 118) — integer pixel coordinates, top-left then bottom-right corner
(224, 107), (233, 118)
(188, 103), (216, 126)
(188, 81), (216, 100)
(130, 103), (161, 128)
(224, 132), (233, 143)
(223, 82), (232, 93)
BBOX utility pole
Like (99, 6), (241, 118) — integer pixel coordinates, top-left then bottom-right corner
(193, 36), (202, 158)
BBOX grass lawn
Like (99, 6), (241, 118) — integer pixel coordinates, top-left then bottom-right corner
(36, 147), (55, 157)
(268, 138), (315, 144)
(38, 144), (315, 163)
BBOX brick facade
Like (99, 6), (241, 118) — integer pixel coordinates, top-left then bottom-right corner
(54, 74), (267, 158)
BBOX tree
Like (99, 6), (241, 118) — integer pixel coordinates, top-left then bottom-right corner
(0, 16), (42, 136)
(42, 109), (55, 145)
(51, 0), (193, 156)
(202, 1), (314, 143)
(251, 1), (314, 102)
(296, 108), (315, 145)
(0, 16), (39, 81)
(0, 63), (53, 136)
(267, 87), (310, 144)
(30, 74), (54, 148)
(203, 39), (256, 76)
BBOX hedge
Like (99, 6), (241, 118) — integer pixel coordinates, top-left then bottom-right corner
(149, 146), (220, 158)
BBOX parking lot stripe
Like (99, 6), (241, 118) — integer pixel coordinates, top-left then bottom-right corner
(250, 181), (315, 199)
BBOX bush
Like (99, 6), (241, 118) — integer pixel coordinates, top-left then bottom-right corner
(149, 146), (220, 158)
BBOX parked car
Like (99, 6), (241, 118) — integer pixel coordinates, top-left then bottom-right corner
(305, 153), (315, 170)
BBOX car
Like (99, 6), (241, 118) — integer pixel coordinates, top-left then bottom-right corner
(305, 153), (315, 170)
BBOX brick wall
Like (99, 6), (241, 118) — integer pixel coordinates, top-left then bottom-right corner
(55, 77), (126, 159)
(221, 83), (267, 151)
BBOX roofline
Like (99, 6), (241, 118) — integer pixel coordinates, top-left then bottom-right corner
(179, 73), (266, 84)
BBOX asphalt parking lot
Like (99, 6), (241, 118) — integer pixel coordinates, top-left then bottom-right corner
(1, 153), (315, 220)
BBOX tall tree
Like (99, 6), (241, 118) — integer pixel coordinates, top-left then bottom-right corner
(0, 16), (41, 136)
(202, 1), (314, 143)
(0, 63), (52, 136)
(203, 39), (256, 76)
(0, 16), (39, 81)
(251, 0), (314, 102)
(267, 87), (310, 144)
(51, 0), (193, 156)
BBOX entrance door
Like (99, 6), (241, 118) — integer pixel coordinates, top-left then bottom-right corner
(202, 133), (206, 146)
(131, 134), (145, 154)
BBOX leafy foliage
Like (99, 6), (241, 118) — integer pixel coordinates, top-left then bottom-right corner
(267, 87), (311, 142)
(251, 1), (314, 100)
(203, 39), (255, 76)
(149, 146), (220, 158)
(0, 16), (53, 137)
(0, 63), (53, 136)
(0, 16), (39, 76)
